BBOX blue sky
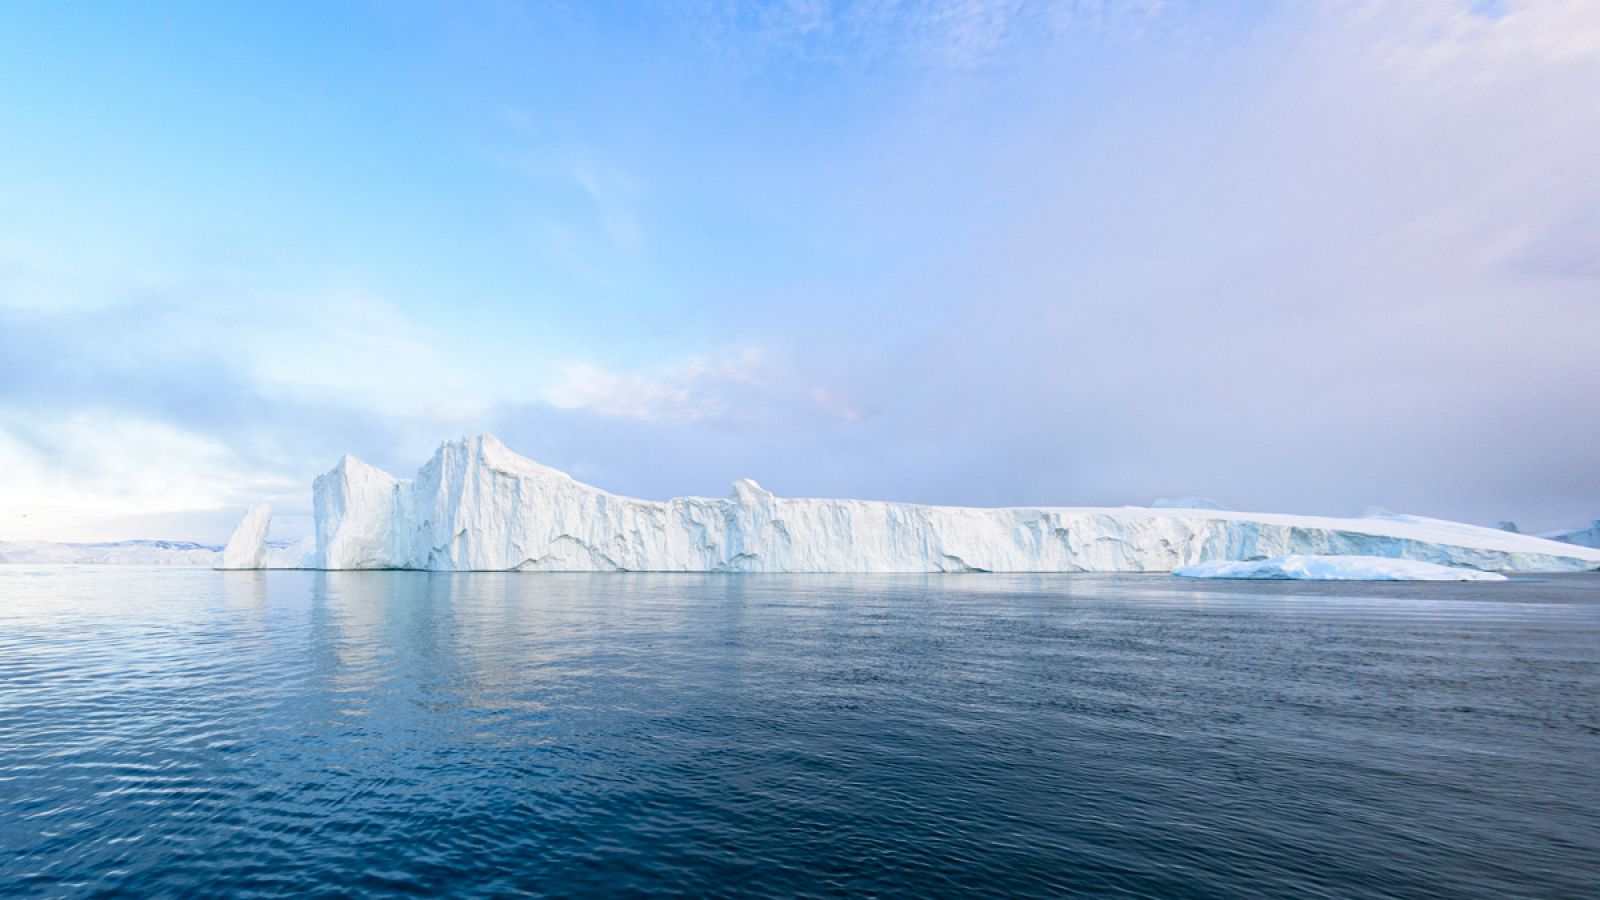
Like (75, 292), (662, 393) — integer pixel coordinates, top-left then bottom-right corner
(2, 0), (1598, 542)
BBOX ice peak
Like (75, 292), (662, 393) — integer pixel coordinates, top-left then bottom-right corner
(729, 478), (772, 504)
(472, 433), (571, 481)
(330, 453), (387, 476)
(218, 503), (271, 569)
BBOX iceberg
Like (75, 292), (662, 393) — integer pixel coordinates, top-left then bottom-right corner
(219, 503), (271, 570)
(1541, 519), (1600, 550)
(217, 434), (1600, 574)
(213, 503), (315, 570)
(1173, 555), (1508, 582)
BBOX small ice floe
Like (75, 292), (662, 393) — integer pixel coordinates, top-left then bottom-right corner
(1172, 555), (1507, 582)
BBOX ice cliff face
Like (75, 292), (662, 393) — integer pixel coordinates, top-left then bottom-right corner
(313, 456), (403, 569)
(249, 434), (1600, 574)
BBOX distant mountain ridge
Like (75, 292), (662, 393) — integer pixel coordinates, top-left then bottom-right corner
(0, 540), (223, 565)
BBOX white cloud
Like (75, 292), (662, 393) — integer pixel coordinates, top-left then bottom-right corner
(0, 416), (300, 542)
(543, 345), (863, 426)
(891, 0), (1600, 526)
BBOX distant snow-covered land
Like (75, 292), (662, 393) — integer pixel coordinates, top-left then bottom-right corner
(210, 434), (1600, 574)
(0, 539), (315, 567)
(0, 540), (221, 566)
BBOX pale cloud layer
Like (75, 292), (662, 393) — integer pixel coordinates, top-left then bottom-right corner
(2, 0), (1596, 542)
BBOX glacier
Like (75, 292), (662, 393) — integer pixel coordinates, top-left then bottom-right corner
(216, 434), (1600, 574)
(1173, 555), (1507, 582)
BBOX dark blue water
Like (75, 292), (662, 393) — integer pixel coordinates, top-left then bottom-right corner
(2, 569), (1598, 897)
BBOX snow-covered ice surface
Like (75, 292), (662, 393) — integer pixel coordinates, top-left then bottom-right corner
(218, 434), (1600, 573)
(0, 540), (222, 566)
(1173, 555), (1508, 582)
(1542, 520), (1600, 550)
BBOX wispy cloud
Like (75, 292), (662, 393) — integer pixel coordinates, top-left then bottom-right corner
(491, 111), (647, 262)
(676, 0), (1172, 69)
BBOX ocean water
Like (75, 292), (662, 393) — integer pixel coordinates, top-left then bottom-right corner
(2, 568), (1598, 898)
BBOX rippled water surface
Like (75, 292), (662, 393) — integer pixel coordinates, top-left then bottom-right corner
(3, 569), (1599, 897)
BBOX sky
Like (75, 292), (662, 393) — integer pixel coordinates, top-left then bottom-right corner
(1, 0), (1597, 544)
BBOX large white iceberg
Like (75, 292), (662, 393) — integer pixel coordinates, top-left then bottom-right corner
(216, 434), (1600, 574)
(1173, 555), (1508, 582)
